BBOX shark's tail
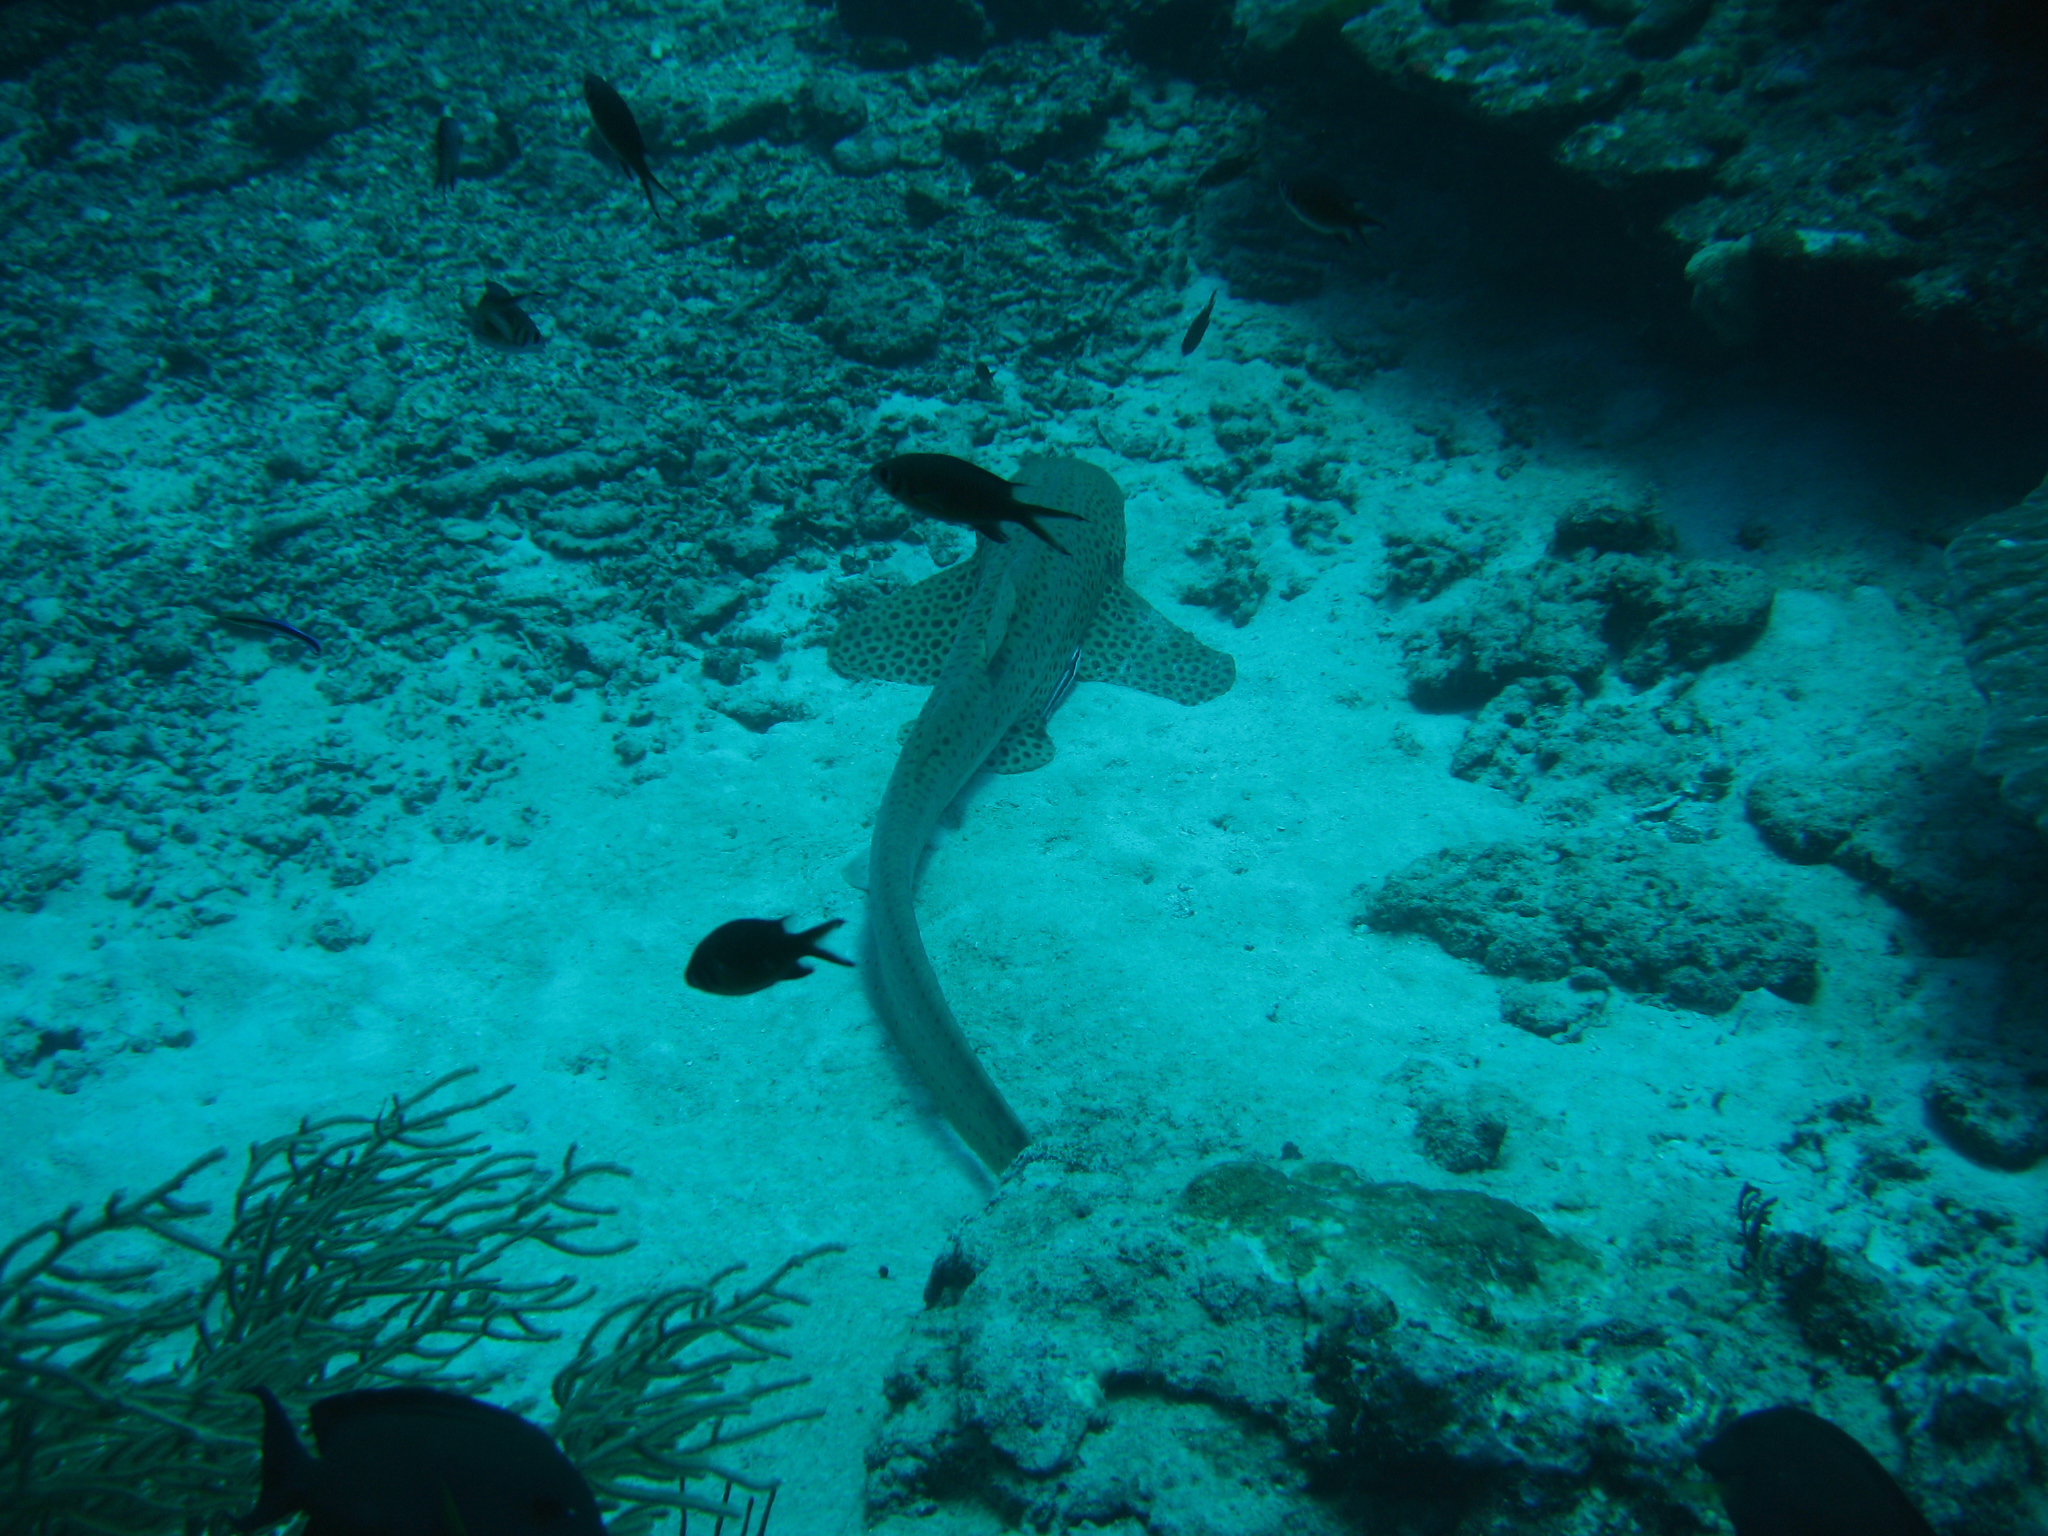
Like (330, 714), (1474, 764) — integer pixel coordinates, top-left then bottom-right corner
(864, 830), (1029, 1174)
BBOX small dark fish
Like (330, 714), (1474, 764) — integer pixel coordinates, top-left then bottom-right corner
(872, 453), (1084, 554)
(583, 73), (671, 218)
(686, 917), (854, 997)
(1193, 149), (1258, 191)
(1281, 177), (1383, 243)
(973, 361), (997, 399)
(218, 613), (321, 656)
(1697, 1406), (1935, 1536)
(1181, 291), (1217, 356)
(236, 1385), (603, 1536)
(471, 281), (543, 349)
(433, 113), (462, 192)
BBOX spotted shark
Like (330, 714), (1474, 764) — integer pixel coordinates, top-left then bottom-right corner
(830, 456), (1236, 1172)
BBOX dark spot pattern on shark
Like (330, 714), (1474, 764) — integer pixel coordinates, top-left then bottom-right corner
(830, 457), (1235, 1171)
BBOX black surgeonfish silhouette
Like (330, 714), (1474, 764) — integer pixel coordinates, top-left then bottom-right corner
(1181, 291), (1217, 356)
(1697, 1406), (1936, 1536)
(236, 1386), (605, 1536)
(686, 917), (855, 996)
(583, 73), (671, 217)
(433, 114), (461, 191)
(872, 453), (1084, 554)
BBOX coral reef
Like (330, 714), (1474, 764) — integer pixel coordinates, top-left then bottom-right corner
(865, 1113), (2046, 1535)
(0, 1071), (829, 1534)
(1410, 1090), (1508, 1173)
(1448, 672), (1729, 830)
(1380, 529), (1485, 600)
(1745, 751), (2048, 942)
(1327, 0), (2048, 349)
(1, 1006), (196, 1094)
(1402, 536), (1773, 710)
(1921, 1064), (2048, 1173)
(0, 0), (1260, 932)
(1360, 832), (1818, 1012)
(1948, 472), (2048, 839)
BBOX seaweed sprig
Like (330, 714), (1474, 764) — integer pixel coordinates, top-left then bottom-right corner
(550, 1247), (841, 1533)
(192, 1070), (631, 1399)
(2, 1149), (235, 1530)
(1732, 1181), (1778, 1288)
(0, 1070), (828, 1536)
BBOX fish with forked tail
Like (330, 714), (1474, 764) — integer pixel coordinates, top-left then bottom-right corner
(873, 453), (1084, 554)
(217, 612), (322, 655)
(583, 73), (671, 218)
(1281, 177), (1382, 243)
(686, 917), (854, 996)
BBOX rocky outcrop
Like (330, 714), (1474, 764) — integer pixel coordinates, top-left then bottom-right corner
(1277, 0), (2048, 351)
(1949, 475), (2048, 838)
(868, 1114), (2045, 1535)
(1361, 832), (1819, 1012)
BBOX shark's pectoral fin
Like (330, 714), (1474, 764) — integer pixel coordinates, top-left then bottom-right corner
(986, 718), (1056, 774)
(1078, 583), (1237, 705)
(829, 561), (981, 686)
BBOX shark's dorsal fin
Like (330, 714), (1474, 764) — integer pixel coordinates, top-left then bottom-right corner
(828, 561), (981, 687)
(1078, 583), (1237, 704)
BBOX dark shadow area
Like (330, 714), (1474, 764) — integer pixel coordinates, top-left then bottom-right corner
(0, 0), (176, 80)
(1230, 16), (2048, 514)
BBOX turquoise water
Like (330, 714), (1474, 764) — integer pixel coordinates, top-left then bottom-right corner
(2, 2), (2045, 1533)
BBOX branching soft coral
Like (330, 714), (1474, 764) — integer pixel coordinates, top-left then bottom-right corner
(0, 1069), (834, 1535)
